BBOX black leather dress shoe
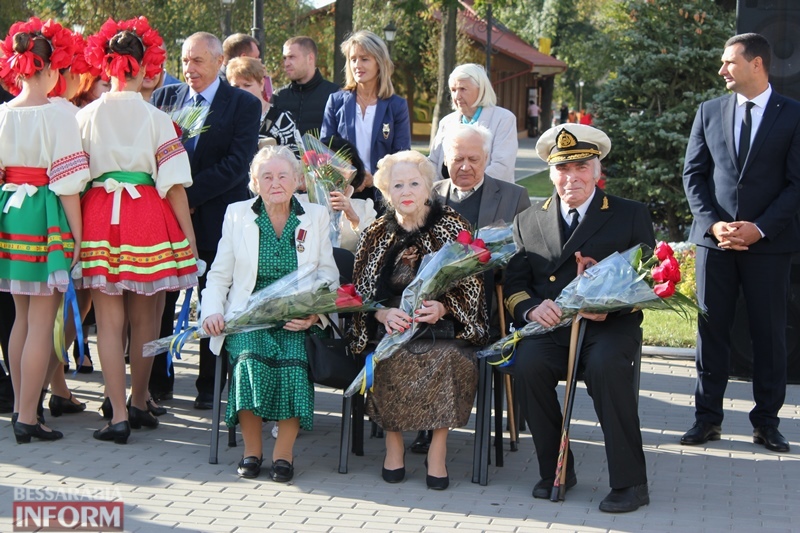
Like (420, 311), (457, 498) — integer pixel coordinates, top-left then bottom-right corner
(599, 484), (649, 513)
(194, 393), (214, 410)
(237, 456), (263, 478)
(150, 390), (173, 403)
(270, 459), (294, 482)
(410, 430), (431, 454)
(680, 421), (721, 445)
(753, 426), (790, 452)
(13, 421), (63, 444)
(532, 472), (577, 499)
(128, 406), (159, 429)
(93, 421), (131, 444)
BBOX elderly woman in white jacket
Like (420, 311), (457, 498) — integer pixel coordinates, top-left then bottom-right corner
(201, 145), (338, 482)
(428, 63), (518, 183)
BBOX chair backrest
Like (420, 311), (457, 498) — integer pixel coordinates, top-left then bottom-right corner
(332, 247), (355, 286)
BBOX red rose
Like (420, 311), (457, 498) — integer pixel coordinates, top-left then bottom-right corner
(335, 295), (362, 308)
(654, 281), (675, 298)
(652, 256), (681, 284)
(456, 230), (473, 245)
(301, 151), (318, 166)
(654, 241), (674, 262)
(471, 238), (486, 249)
(172, 121), (183, 138)
(337, 284), (358, 298)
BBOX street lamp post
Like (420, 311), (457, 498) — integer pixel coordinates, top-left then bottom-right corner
(578, 80), (585, 111)
(485, 0), (493, 73)
(252, 0), (265, 60)
(383, 21), (397, 55)
(221, 0), (235, 38)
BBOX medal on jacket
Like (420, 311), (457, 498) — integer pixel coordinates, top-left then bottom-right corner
(296, 228), (307, 253)
(382, 123), (390, 139)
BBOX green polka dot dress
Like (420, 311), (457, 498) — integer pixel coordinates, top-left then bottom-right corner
(223, 198), (315, 430)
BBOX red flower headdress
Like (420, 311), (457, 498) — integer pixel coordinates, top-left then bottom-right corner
(0, 17), (76, 93)
(84, 17), (165, 89)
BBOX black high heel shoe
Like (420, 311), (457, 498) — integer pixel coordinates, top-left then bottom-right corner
(381, 450), (406, 483)
(424, 459), (449, 490)
(13, 421), (63, 444)
(72, 341), (94, 374)
(49, 393), (86, 417)
(100, 397), (112, 419)
(128, 405), (159, 429)
(93, 420), (131, 444)
(126, 396), (166, 417)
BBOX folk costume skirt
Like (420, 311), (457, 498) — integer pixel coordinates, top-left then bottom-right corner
(79, 171), (197, 295)
(0, 167), (74, 295)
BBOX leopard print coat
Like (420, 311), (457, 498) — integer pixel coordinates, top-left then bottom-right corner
(348, 202), (489, 356)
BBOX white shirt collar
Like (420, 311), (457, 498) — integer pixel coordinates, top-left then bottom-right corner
(737, 84), (771, 109)
(452, 177), (484, 200)
(559, 188), (597, 223)
(187, 77), (221, 106)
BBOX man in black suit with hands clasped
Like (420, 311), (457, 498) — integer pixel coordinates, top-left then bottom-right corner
(151, 32), (260, 410)
(681, 33), (800, 453)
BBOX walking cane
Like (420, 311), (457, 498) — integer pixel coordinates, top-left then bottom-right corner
(551, 253), (595, 502)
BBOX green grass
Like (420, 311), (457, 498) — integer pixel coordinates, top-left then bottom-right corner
(642, 309), (697, 348)
(515, 170), (553, 197)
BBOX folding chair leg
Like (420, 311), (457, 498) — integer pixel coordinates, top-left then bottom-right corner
(473, 358), (486, 483)
(339, 396), (352, 474)
(492, 369), (505, 467)
(209, 355), (223, 464)
(504, 374), (518, 451)
(352, 394), (364, 456)
(472, 356), (491, 485)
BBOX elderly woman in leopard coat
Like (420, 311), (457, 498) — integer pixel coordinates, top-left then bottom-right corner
(348, 150), (488, 490)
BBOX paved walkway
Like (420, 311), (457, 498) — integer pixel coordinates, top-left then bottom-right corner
(1, 338), (798, 532)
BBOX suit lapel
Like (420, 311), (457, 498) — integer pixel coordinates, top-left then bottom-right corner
(371, 98), (390, 147)
(241, 204), (259, 278)
(744, 92), (784, 172)
(721, 94), (738, 171)
(477, 177), (502, 228)
(534, 194), (563, 267)
(194, 83), (231, 161)
(558, 190), (613, 270)
(344, 93), (357, 144)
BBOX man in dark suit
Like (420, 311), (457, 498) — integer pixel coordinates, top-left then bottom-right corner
(151, 32), (260, 410)
(681, 33), (800, 453)
(505, 124), (654, 513)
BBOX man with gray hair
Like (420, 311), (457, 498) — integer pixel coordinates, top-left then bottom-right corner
(151, 32), (260, 410)
(415, 123), (530, 454)
(504, 123), (653, 512)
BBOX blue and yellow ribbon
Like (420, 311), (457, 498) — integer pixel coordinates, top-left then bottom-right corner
(53, 278), (85, 372)
(166, 289), (194, 377)
(488, 330), (523, 367)
(358, 352), (376, 395)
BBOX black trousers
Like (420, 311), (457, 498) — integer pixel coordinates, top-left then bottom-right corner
(195, 249), (227, 396)
(512, 321), (647, 489)
(695, 247), (790, 428)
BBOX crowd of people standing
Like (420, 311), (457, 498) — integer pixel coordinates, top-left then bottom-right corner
(0, 12), (796, 514)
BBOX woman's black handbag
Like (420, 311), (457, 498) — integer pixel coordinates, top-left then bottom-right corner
(306, 319), (362, 389)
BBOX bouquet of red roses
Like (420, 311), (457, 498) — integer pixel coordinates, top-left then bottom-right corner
(143, 264), (377, 360)
(297, 133), (356, 247)
(477, 242), (703, 362)
(344, 223), (518, 397)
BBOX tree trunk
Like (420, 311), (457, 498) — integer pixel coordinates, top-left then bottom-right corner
(429, 5), (457, 148)
(403, 64), (416, 140)
(334, 0), (353, 87)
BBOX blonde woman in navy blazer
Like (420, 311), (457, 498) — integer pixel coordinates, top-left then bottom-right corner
(321, 30), (411, 210)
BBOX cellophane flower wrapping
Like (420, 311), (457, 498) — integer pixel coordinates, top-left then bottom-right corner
(343, 223), (518, 397)
(143, 264), (377, 358)
(159, 104), (210, 140)
(477, 243), (705, 360)
(296, 133), (356, 247)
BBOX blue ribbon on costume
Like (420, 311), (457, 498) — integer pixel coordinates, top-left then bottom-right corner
(64, 279), (85, 374)
(167, 289), (194, 377)
(359, 352), (376, 395)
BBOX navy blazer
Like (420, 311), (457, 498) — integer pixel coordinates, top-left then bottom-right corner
(683, 91), (800, 253)
(151, 81), (261, 251)
(320, 90), (411, 172)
